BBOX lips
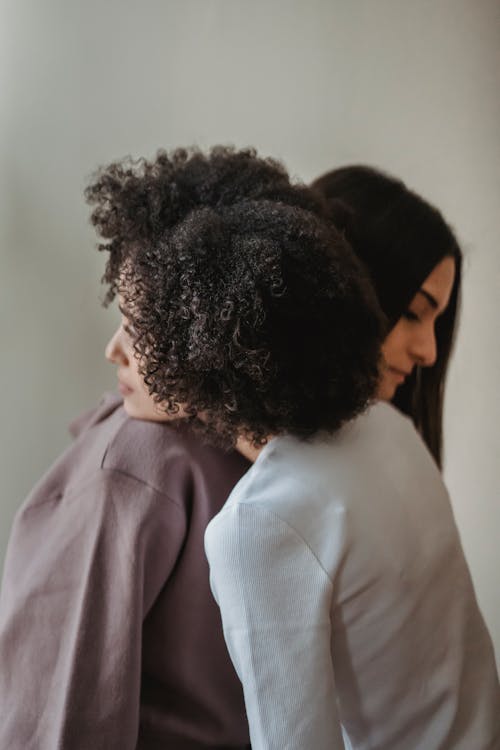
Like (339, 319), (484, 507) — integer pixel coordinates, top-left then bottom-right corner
(388, 366), (411, 382)
(118, 380), (134, 396)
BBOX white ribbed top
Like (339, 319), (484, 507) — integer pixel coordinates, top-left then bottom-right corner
(205, 402), (500, 750)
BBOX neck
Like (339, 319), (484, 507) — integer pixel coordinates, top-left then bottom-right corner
(235, 435), (272, 463)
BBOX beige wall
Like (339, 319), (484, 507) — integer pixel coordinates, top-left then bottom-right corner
(1, 0), (499, 664)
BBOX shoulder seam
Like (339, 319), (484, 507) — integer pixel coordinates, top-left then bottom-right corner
(98, 466), (185, 512)
(214, 501), (337, 585)
(48, 466), (186, 514)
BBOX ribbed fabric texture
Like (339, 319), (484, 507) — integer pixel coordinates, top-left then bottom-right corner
(207, 504), (344, 749)
(205, 402), (500, 750)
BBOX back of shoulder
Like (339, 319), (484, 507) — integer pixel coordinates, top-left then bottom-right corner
(339, 401), (422, 451)
(208, 403), (451, 578)
(226, 401), (443, 519)
(104, 417), (250, 504)
(351, 401), (441, 481)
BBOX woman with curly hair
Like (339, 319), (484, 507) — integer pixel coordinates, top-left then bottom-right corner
(84, 148), (497, 748)
(311, 165), (463, 468)
(0, 145), (381, 750)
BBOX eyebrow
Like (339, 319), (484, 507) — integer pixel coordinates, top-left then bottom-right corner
(417, 288), (438, 309)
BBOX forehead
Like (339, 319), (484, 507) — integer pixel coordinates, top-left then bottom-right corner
(117, 295), (129, 317)
(117, 287), (136, 318)
(419, 256), (456, 311)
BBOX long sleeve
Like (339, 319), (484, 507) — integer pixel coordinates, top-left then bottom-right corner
(205, 502), (345, 750)
(0, 469), (186, 750)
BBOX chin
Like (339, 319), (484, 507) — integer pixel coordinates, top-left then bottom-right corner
(122, 398), (145, 420)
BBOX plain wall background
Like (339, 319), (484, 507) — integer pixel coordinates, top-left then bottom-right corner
(1, 0), (499, 666)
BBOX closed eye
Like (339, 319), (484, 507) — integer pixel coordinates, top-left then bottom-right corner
(402, 310), (420, 322)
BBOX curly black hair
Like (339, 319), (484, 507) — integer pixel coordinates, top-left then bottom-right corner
(86, 146), (384, 447)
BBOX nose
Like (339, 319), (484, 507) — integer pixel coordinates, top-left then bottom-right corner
(410, 324), (437, 368)
(105, 327), (129, 365)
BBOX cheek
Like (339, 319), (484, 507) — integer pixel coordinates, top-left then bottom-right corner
(382, 324), (406, 362)
(137, 393), (171, 422)
(127, 350), (147, 386)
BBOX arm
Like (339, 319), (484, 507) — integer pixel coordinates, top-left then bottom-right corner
(0, 470), (186, 750)
(205, 502), (345, 750)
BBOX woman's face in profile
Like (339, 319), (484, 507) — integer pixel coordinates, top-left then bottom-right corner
(104, 305), (171, 422)
(377, 256), (456, 401)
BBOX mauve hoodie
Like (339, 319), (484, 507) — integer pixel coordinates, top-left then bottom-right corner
(0, 393), (251, 749)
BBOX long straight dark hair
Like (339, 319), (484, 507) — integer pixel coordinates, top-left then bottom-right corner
(311, 165), (462, 468)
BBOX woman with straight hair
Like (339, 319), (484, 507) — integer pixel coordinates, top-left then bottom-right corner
(312, 165), (462, 467)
